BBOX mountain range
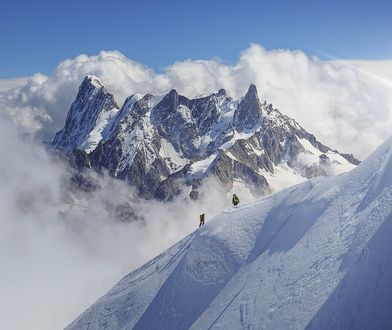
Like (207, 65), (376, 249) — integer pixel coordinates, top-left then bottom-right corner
(52, 75), (359, 200)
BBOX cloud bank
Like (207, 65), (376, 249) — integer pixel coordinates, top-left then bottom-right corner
(1, 44), (391, 158)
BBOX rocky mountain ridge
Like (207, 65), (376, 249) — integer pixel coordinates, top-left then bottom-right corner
(52, 75), (359, 200)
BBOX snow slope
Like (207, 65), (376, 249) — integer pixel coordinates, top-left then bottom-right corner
(67, 137), (392, 330)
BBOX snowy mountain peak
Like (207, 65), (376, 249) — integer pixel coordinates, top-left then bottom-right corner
(52, 76), (119, 153)
(165, 88), (180, 104)
(217, 88), (226, 97)
(246, 82), (258, 97)
(53, 77), (358, 200)
(84, 75), (105, 89)
(234, 83), (262, 131)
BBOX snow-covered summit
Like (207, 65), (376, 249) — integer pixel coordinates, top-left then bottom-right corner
(52, 76), (119, 153)
(85, 74), (105, 89)
(53, 77), (358, 199)
(67, 136), (392, 329)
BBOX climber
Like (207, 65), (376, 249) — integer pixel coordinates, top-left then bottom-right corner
(232, 193), (240, 206)
(199, 213), (205, 227)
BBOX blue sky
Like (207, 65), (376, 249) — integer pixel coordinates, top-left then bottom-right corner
(1, 0), (391, 78)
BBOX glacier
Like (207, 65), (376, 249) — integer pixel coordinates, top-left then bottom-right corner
(66, 133), (392, 329)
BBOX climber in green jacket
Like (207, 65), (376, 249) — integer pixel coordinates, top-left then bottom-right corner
(232, 194), (240, 206)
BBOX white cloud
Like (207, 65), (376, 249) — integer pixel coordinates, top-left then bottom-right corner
(1, 45), (391, 158)
(0, 77), (29, 92)
(333, 59), (392, 88)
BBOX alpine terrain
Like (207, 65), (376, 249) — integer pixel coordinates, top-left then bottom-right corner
(67, 135), (392, 329)
(52, 76), (358, 200)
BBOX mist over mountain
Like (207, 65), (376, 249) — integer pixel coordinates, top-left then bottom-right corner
(0, 114), (238, 330)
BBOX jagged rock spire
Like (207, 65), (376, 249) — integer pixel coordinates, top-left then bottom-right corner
(234, 84), (263, 132)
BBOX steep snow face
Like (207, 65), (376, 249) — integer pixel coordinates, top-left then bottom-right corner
(67, 137), (392, 330)
(78, 106), (119, 153)
(159, 138), (190, 174)
(189, 153), (218, 178)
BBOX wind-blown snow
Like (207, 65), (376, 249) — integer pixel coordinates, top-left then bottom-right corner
(67, 136), (392, 329)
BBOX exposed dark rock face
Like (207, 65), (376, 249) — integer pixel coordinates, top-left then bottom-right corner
(53, 76), (359, 200)
(340, 153), (361, 165)
(234, 84), (263, 132)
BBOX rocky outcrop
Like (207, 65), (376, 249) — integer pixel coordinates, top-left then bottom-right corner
(234, 84), (263, 131)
